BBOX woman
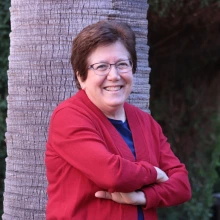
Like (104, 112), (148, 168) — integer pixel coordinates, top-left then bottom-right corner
(45, 20), (191, 220)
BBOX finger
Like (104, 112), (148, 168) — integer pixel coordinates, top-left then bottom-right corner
(95, 191), (112, 200)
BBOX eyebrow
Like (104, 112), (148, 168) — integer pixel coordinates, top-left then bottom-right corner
(91, 58), (130, 64)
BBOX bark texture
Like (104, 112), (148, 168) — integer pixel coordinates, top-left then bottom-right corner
(3, 0), (150, 219)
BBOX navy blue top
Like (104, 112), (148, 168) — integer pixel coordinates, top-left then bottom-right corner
(108, 118), (144, 220)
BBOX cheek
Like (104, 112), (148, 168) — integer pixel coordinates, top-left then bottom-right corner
(128, 76), (133, 93)
(126, 74), (133, 85)
(85, 76), (106, 90)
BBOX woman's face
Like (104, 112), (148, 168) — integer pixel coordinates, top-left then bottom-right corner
(78, 41), (133, 117)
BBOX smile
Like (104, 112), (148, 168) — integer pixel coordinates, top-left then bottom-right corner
(104, 86), (122, 91)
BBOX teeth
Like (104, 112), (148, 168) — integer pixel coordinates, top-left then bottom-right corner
(105, 86), (121, 91)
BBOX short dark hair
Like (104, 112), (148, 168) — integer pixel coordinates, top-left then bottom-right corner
(71, 20), (137, 89)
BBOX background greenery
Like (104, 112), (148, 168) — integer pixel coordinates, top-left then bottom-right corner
(0, 0), (219, 219)
(0, 0), (10, 217)
(148, 0), (220, 219)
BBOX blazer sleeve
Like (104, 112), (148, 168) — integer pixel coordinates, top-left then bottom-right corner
(142, 119), (192, 209)
(46, 106), (157, 193)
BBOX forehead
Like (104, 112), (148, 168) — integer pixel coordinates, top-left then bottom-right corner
(87, 41), (130, 64)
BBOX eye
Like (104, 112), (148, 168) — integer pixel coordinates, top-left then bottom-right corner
(93, 63), (109, 71)
(117, 61), (129, 69)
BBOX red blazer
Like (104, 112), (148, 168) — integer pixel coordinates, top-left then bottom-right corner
(45, 90), (191, 220)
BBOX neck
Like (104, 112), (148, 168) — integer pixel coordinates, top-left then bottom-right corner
(102, 107), (126, 122)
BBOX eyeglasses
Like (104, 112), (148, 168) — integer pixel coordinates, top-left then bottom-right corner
(88, 59), (133, 76)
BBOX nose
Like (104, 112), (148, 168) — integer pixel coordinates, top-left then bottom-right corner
(107, 65), (120, 81)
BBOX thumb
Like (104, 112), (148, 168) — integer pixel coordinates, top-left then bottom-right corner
(95, 191), (112, 200)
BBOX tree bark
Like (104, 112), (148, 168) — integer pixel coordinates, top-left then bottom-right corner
(3, 0), (150, 219)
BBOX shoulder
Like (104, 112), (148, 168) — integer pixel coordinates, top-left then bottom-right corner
(49, 90), (108, 128)
(49, 91), (90, 124)
(51, 90), (89, 115)
(50, 96), (76, 120)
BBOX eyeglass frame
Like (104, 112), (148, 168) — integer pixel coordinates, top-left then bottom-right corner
(88, 59), (133, 76)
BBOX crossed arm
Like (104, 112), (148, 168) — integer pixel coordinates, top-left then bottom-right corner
(95, 166), (169, 205)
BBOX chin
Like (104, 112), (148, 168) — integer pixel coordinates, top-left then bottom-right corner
(106, 101), (124, 108)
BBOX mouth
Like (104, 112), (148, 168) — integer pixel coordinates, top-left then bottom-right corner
(104, 86), (123, 91)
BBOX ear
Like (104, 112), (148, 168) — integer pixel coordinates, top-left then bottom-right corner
(76, 71), (85, 89)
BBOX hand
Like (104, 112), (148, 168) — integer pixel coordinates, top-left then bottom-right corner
(154, 166), (169, 183)
(95, 191), (146, 205)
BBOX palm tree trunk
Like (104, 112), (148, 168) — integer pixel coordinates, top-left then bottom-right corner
(3, 0), (150, 219)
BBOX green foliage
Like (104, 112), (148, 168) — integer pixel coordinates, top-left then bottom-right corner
(152, 85), (220, 219)
(183, 116), (220, 220)
(0, 0), (10, 216)
(0, 0), (10, 156)
(0, 0), (10, 139)
(148, 0), (220, 16)
(151, 75), (220, 220)
(148, 1), (220, 218)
